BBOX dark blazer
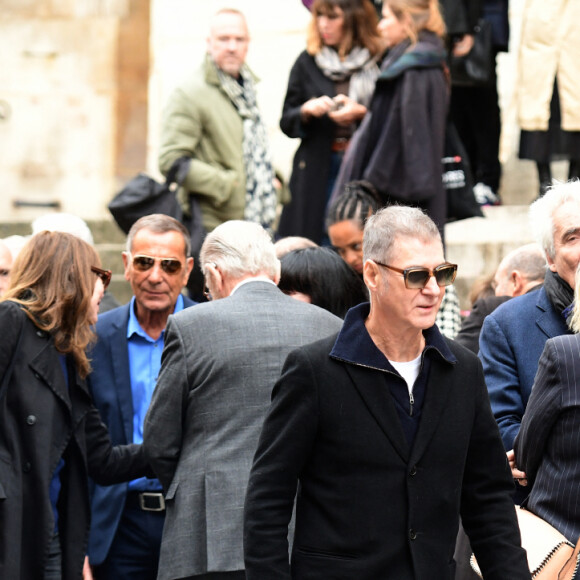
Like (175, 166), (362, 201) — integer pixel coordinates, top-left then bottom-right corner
(515, 334), (580, 543)
(87, 297), (196, 565)
(454, 294), (511, 354)
(0, 301), (148, 580)
(244, 331), (530, 580)
(478, 287), (571, 451)
(277, 50), (338, 244)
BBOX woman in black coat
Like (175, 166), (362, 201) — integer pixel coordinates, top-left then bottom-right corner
(277, 0), (384, 244)
(333, 0), (449, 239)
(0, 231), (150, 580)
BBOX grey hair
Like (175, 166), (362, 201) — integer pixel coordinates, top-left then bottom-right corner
(125, 214), (191, 257)
(199, 220), (280, 279)
(363, 205), (441, 264)
(499, 243), (547, 284)
(529, 179), (580, 261)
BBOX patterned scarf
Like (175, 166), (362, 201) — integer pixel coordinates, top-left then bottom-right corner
(314, 46), (380, 108)
(216, 63), (277, 233)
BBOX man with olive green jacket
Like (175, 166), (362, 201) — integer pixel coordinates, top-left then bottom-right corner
(158, 9), (277, 234)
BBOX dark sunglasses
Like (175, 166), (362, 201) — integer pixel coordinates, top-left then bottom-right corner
(374, 261), (458, 289)
(91, 266), (112, 289)
(131, 254), (183, 275)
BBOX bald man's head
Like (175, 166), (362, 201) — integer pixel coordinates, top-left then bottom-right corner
(494, 243), (546, 297)
(206, 9), (249, 78)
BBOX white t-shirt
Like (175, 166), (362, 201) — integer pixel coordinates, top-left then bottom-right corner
(389, 354), (422, 395)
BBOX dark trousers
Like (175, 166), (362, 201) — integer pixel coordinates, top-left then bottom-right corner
(450, 53), (502, 194)
(454, 521), (479, 580)
(93, 498), (165, 580)
(44, 532), (62, 580)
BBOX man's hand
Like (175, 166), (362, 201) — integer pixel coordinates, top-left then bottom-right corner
(507, 449), (528, 486)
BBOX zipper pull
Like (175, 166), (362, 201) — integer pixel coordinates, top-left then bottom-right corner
(409, 391), (414, 416)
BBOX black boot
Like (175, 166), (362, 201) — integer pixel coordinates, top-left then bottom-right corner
(537, 162), (552, 197)
(569, 160), (580, 181)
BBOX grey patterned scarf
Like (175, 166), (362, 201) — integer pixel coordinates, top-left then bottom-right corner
(215, 63), (277, 233)
(315, 46), (380, 108)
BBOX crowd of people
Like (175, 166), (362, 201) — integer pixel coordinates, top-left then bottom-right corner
(2, 2), (580, 579)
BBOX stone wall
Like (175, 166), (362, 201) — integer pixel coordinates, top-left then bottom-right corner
(0, 0), (148, 222)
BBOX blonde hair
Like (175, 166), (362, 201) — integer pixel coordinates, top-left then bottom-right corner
(306, 0), (383, 58)
(3, 231), (101, 378)
(384, 0), (446, 44)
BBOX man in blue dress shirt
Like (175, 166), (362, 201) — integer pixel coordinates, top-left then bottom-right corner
(86, 214), (196, 579)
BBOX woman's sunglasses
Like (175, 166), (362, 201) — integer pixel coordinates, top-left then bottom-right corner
(91, 266), (112, 289)
(373, 261), (458, 289)
(130, 254), (183, 275)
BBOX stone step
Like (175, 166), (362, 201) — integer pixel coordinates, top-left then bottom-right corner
(108, 275), (133, 307)
(0, 216), (132, 305)
(0, 205), (538, 311)
(0, 217), (126, 244)
(99, 243), (127, 275)
(445, 205), (535, 310)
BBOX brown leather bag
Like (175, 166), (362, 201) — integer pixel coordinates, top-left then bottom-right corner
(559, 538), (580, 580)
(470, 506), (580, 579)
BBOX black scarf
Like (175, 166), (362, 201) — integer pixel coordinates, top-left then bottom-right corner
(543, 269), (575, 324)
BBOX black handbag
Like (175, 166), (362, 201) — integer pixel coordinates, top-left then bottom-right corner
(449, 19), (494, 87)
(108, 157), (191, 234)
(108, 157), (208, 300)
(443, 122), (484, 222)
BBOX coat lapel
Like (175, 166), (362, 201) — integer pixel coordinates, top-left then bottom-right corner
(535, 289), (571, 339)
(344, 363), (410, 462)
(409, 358), (455, 464)
(29, 335), (72, 413)
(108, 309), (135, 444)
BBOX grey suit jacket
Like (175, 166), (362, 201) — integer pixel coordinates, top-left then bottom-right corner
(515, 333), (580, 543)
(143, 281), (343, 580)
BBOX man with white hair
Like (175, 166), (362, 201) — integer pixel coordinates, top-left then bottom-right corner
(479, 180), (580, 492)
(0, 240), (13, 297)
(144, 220), (342, 580)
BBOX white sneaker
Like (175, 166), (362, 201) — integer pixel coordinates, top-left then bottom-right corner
(473, 182), (501, 206)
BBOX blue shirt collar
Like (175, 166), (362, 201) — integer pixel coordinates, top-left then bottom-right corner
(127, 293), (185, 340)
(329, 302), (456, 370)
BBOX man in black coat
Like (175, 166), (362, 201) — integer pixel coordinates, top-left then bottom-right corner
(243, 206), (530, 580)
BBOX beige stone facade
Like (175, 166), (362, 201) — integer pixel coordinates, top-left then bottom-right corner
(0, 0), (559, 309)
(0, 0), (310, 222)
